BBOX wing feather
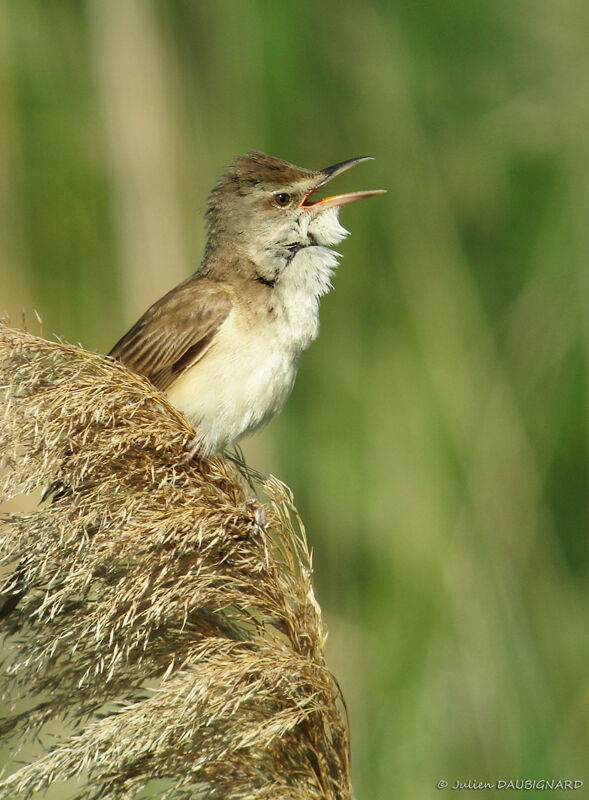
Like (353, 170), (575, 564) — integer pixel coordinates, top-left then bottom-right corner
(109, 277), (232, 392)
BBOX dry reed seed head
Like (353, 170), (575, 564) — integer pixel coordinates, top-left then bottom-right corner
(0, 325), (352, 800)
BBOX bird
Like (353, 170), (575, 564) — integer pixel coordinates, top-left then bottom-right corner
(109, 151), (384, 458)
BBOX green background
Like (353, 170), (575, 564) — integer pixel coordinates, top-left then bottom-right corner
(1, 1), (588, 797)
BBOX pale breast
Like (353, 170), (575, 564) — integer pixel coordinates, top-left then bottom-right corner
(165, 302), (317, 452)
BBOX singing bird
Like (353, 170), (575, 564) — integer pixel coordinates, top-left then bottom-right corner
(109, 151), (384, 457)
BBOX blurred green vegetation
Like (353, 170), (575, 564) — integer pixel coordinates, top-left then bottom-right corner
(1, 1), (588, 797)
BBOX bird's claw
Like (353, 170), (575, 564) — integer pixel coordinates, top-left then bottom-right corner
(243, 499), (266, 536)
(181, 433), (206, 464)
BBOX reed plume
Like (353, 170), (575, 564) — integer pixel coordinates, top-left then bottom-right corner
(0, 324), (352, 800)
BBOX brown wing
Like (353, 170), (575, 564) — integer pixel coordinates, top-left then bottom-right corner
(109, 277), (232, 392)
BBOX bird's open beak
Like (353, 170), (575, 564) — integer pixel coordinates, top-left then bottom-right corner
(300, 156), (386, 212)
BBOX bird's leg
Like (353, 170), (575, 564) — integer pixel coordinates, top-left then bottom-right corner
(225, 445), (266, 493)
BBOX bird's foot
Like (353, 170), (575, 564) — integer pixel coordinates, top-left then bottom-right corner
(181, 432), (207, 464)
(245, 500), (267, 535)
(240, 499), (267, 543)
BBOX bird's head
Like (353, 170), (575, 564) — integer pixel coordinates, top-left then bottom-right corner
(204, 151), (384, 286)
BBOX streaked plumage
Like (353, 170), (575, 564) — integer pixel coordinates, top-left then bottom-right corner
(110, 279), (232, 392)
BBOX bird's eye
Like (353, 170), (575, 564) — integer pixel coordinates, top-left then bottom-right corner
(273, 192), (291, 207)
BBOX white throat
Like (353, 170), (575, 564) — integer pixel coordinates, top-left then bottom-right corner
(280, 206), (349, 295)
(271, 207), (349, 354)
